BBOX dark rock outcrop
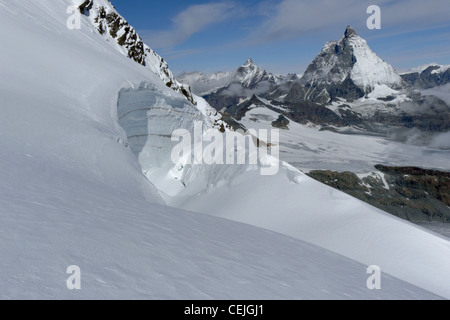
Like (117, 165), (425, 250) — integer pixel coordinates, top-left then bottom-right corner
(307, 166), (450, 222)
(79, 0), (195, 105)
(79, 0), (94, 16)
(271, 115), (290, 129)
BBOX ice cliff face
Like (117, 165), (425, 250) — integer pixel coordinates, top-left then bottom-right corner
(117, 81), (228, 194)
(117, 82), (217, 168)
(76, 0), (231, 195)
(78, 0), (196, 104)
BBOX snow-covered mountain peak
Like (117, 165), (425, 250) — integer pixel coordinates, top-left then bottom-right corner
(299, 26), (403, 102)
(400, 63), (450, 75)
(236, 59), (276, 89)
(178, 59), (281, 95)
(176, 71), (235, 96)
(244, 58), (256, 67)
(344, 25), (358, 39)
(237, 59), (265, 84)
(345, 31), (403, 91)
(77, 0), (196, 104)
(239, 58), (259, 72)
(400, 63), (450, 89)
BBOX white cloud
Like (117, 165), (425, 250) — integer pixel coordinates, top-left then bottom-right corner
(141, 2), (240, 49)
(430, 132), (450, 150)
(251, 0), (450, 43)
(137, 0), (450, 73)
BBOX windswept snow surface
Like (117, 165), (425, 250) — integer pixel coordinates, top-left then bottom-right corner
(118, 88), (450, 299)
(0, 0), (449, 300)
(163, 160), (450, 299)
(120, 94), (450, 298)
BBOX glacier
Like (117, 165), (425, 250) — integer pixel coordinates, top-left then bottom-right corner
(0, 0), (449, 300)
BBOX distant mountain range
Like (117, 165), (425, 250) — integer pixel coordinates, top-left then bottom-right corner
(401, 64), (450, 89)
(178, 26), (450, 134)
(178, 58), (286, 96)
(177, 26), (450, 223)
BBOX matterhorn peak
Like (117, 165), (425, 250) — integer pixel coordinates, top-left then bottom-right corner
(344, 26), (358, 39)
(298, 25), (403, 102)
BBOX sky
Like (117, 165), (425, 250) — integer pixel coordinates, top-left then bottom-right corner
(109, 0), (450, 76)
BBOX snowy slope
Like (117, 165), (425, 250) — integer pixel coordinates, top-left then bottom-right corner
(236, 58), (276, 88)
(347, 32), (402, 90)
(1, 0), (449, 300)
(77, 0), (195, 104)
(157, 157), (450, 298)
(1, 0), (394, 300)
(2, 164), (439, 300)
(118, 88), (450, 298)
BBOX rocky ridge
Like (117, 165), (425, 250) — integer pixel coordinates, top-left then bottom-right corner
(78, 0), (195, 104)
(307, 165), (450, 222)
